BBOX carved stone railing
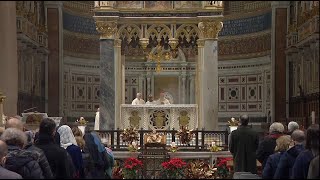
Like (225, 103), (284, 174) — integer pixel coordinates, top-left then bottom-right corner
(287, 32), (298, 48)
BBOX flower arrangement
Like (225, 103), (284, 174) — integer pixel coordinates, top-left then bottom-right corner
(228, 117), (239, 126)
(121, 127), (139, 144)
(167, 142), (178, 152)
(161, 158), (187, 179)
(176, 126), (194, 145)
(112, 166), (123, 179)
(76, 117), (88, 125)
(185, 160), (217, 179)
(122, 158), (143, 179)
(127, 141), (140, 152)
(209, 141), (223, 152)
(214, 157), (232, 179)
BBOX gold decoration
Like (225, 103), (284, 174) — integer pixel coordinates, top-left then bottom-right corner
(185, 160), (217, 179)
(168, 38), (179, 50)
(128, 141), (140, 152)
(197, 39), (205, 47)
(139, 38), (149, 49)
(76, 117), (88, 125)
(129, 111), (141, 128)
(177, 126), (194, 145)
(168, 142), (178, 152)
(147, 43), (174, 73)
(0, 92), (6, 103)
(145, 130), (166, 144)
(154, 111), (165, 128)
(121, 127), (139, 144)
(228, 117), (239, 126)
(209, 141), (223, 152)
(95, 21), (118, 39)
(114, 39), (122, 47)
(198, 21), (223, 39)
(178, 111), (190, 127)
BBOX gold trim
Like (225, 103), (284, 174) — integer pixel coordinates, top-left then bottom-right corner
(198, 21), (223, 39)
(95, 21), (118, 39)
(114, 39), (122, 47)
(63, 29), (100, 39)
(197, 39), (205, 47)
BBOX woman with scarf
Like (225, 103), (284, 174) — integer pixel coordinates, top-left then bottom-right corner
(83, 127), (113, 179)
(57, 125), (84, 178)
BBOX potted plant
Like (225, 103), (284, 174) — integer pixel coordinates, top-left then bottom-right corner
(185, 160), (217, 179)
(161, 158), (186, 179)
(214, 157), (232, 179)
(122, 158), (143, 179)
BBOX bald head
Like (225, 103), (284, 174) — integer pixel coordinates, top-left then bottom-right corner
(291, 129), (305, 143)
(240, 114), (249, 126)
(0, 140), (8, 159)
(5, 118), (24, 131)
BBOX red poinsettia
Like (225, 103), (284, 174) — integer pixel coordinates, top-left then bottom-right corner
(161, 158), (187, 178)
(123, 158), (143, 179)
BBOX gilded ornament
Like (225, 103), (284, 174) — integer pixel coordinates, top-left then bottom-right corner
(198, 21), (223, 39)
(128, 111), (140, 128)
(95, 21), (118, 39)
(197, 39), (205, 47)
(114, 39), (122, 47)
(178, 111), (190, 127)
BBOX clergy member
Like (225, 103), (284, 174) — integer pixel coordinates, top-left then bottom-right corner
(94, 108), (100, 130)
(146, 94), (155, 105)
(156, 92), (170, 105)
(131, 93), (145, 105)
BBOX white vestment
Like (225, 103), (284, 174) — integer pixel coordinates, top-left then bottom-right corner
(131, 98), (145, 105)
(156, 98), (170, 105)
(146, 101), (155, 105)
(94, 111), (100, 130)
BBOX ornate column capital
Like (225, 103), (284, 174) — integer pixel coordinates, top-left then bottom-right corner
(95, 21), (118, 39)
(196, 39), (205, 47)
(114, 39), (122, 47)
(198, 21), (223, 40)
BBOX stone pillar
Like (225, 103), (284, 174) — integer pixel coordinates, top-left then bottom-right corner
(114, 39), (122, 129)
(0, 1), (18, 117)
(0, 93), (6, 126)
(190, 75), (195, 104)
(181, 75), (186, 104)
(146, 76), (151, 96)
(197, 20), (223, 130)
(96, 21), (117, 130)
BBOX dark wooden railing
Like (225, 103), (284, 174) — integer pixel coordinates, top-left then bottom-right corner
(95, 128), (229, 151)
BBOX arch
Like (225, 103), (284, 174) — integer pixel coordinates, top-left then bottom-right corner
(175, 24), (202, 40)
(146, 24), (172, 39)
(116, 24), (142, 40)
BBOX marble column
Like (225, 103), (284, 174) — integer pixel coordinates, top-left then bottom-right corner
(114, 39), (122, 129)
(181, 75), (186, 104)
(197, 20), (223, 130)
(95, 21), (118, 130)
(146, 76), (151, 96)
(190, 75), (195, 104)
(0, 1), (18, 117)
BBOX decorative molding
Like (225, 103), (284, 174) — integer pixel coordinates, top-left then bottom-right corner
(95, 21), (118, 39)
(198, 21), (223, 39)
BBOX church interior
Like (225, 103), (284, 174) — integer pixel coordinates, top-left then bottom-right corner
(0, 1), (319, 179)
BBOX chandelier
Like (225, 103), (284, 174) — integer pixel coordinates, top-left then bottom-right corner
(140, 38), (179, 72)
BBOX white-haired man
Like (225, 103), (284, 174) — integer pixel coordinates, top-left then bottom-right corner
(131, 93), (145, 105)
(287, 121), (299, 135)
(256, 122), (285, 169)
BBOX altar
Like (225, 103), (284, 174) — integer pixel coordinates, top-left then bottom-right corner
(120, 104), (198, 130)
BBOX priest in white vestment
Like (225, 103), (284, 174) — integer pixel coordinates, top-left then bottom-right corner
(146, 94), (155, 105)
(94, 108), (100, 130)
(156, 92), (171, 105)
(131, 93), (145, 105)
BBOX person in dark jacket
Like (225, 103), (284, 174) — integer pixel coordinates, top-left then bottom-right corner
(229, 115), (259, 174)
(308, 155), (319, 179)
(291, 124), (319, 179)
(0, 140), (22, 179)
(57, 125), (84, 179)
(35, 118), (74, 179)
(262, 135), (291, 179)
(24, 131), (54, 179)
(274, 129), (305, 179)
(0, 128), (44, 179)
(256, 122), (284, 169)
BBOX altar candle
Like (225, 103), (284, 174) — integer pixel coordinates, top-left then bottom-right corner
(132, 141), (137, 146)
(212, 141), (215, 147)
(311, 111), (315, 124)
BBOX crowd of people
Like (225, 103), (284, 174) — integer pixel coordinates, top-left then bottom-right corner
(0, 117), (114, 179)
(230, 115), (319, 179)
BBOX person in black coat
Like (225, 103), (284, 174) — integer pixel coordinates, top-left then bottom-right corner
(24, 131), (54, 179)
(0, 140), (22, 179)
(262, 135), (291, 179)
(229, 115), (259, 174)
(274, 129), (305, 179)
(0, 128), (44, 179)
(256, 122), (284, 169)
(35, 118), (74, 179)
(291, 124), (319, 179)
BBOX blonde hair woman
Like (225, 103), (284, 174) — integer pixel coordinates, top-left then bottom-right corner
(262, 135), (291, 179)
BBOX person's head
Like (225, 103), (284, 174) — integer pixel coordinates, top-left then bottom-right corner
(0, 128), (27, 149)
(75, 136), (85, 150)
(269, 122), (285, 134)
(0, 140), (8, 166)
(97, 108), (100, 112)
(5, 117), (24, 131)
(305, 124), (319, 154)
(148, 94), (153, 101)
(288, 121), (299, 134)
(291, 129), (305, 145)
(57, 125), (78, 148)
(72, 126), (83, 137)
(239, 115), (249, 126)
(136, 93), (142, 99)
(160, 92), (165, 99)
(39, 118), (56, 136)
(275, 135), (291, 152)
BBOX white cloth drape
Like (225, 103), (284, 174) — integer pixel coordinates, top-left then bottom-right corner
(57, 125), (78, 149)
